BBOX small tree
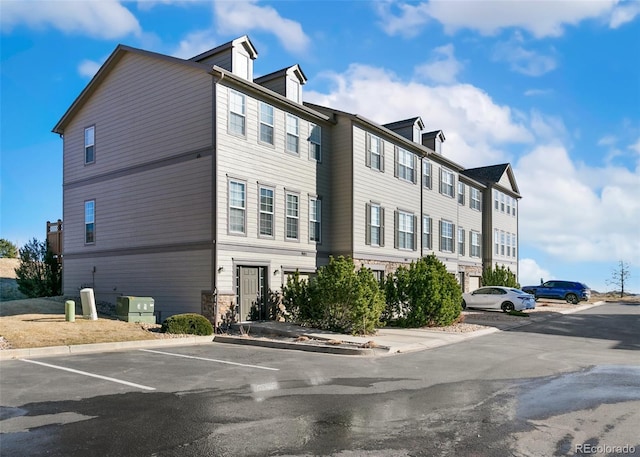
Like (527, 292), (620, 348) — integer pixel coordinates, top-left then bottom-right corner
(482, 264), (520, 288)
(0, 238), (18, 258)
(606, 261), (631, 298)
(15, 238), (61, 298)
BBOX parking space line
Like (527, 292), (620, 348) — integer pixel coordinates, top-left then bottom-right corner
(139, 349), (280, 371)
(20, 359), (156, 391)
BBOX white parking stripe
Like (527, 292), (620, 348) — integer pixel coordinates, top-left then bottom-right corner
(139, 349), (279, 371)
(21, 359), (156, 391)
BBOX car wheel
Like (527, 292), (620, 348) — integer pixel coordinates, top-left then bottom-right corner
(566, 293), (578, 304)
(461, 300), (467, 310)
(501, 302), (515, 313)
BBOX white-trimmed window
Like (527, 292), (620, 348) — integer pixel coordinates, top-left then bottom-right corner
(458, 182), (465, 205)
(507, 233), (511, 257)
(470, 231), (481, 257)
(285, 192), (299, 240)
(512, 234), (517, 257)
(422, 215), (432, 250)
(396, 210), (415, 250)
(286, 114), (299, 154)
(84, 200), (95, 244)
(229, 180), (246, 234)
(259, 102), (274, 145)
(500, 230), (506, 255)
(259, 186), (274, 237)
(287, 78), (300, 103)
(512, 197), (517, 217)
(228, 90), (246, 136)
(494, 229), (499, 255)
(396, 147), (415, 183)
(458, 227), (465, 255)
(494, 190), (499, 210)
(309, 197), (321, 242)
(84, 126), (95, 164)
(500, 193), (505, 212)
(440, 168), (455, 197)
(470, 188), (481, 211)
(309, 123), (321, 161)
(440, 220), (455, 252)
(366, 203), (384, 246)
(506, 196), (511, 215)
(366, 133), (383, 171)
(422, 160), (432, 188)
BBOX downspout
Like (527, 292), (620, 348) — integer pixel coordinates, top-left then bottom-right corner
(211, 71), (225, 332)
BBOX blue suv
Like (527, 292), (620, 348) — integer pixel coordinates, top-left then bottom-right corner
(521, 280), (591, 304)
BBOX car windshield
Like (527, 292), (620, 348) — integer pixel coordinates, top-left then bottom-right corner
(510, 288), (527, 294)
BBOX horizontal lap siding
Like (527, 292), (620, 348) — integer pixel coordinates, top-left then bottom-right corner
(328, 117), (354, 255)
(422, 162), (458, 257)
(63, 250), (211, 318)
(457, 186), (483, 263)
(63, 53), (212, 183)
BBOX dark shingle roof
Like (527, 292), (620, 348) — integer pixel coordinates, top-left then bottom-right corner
(382, 117), (422, 130)
(461, 163), (510, 185)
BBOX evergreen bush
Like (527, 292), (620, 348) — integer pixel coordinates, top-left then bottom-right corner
(482, 264), (520, 288)
(15, 238), (61, 298)
(161, 313), (213, 335)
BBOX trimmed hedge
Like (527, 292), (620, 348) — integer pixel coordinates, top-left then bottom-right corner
(161, 313), (213, 336)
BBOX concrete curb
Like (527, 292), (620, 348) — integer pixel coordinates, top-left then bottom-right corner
(214, 335), (378, 356)
(0, 336), (214, 361)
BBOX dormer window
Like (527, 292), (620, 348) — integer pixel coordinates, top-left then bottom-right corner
(287, 78), (300, 103)
(235, 53), (249, 80)
(435, 137), (442, 154)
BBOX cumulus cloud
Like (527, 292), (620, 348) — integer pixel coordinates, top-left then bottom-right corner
(414, 44), (464, 84)
(610, 1), (640, 28)
(171, 29), (218, 59)
(519, 258), (553, 287)
(213, 0), (310, 54)
(78, 59), (102, 79)
(0, 0), (141, 39)
(492, 33), (557, 76)
(305, 64), (532, 167)
(376, 0), (622, 38)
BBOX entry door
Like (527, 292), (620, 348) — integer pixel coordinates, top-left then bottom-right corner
(239, 267), (260, 321)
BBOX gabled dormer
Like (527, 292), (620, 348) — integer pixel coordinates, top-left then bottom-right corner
(189, 35), (258, 81)
(254, 64), (307, 103)
(383, 117), (425, 143)
(422, 130), (446, 154)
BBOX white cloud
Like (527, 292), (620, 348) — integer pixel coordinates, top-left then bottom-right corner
(492, 33), (557, 76)
(519, 258), (553, 287)
(524, 88), (553, 97)
(78, 59), (102, 78)
(213, 0), (310, 54)
(414, 44), (463, 84)
(610, 1), (640, 28)
(171, 29), (218, 59)
(0, 0), (141, 40)
(376, 0), (621, 38)
(305, 64), (533, 167)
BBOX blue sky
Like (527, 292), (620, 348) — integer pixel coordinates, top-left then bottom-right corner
(1, 0), (639, 293)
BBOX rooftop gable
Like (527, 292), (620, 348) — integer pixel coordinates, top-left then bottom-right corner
(461, 163), (520, 195)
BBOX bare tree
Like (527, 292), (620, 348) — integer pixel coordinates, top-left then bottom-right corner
(606, 261), (631, 298)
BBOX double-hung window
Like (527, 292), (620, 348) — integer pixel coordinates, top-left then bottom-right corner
(229, 180), (246, 234)
(396, 210), (415, 250)
(458, 227), (465, 255)
(512, 234), (517, 257)
(396, 147), (415, 183)
(500, 193), (505, 212)
(366, 203), (384, 246)
(259, 102), (274, 145)
(366, 133), (383, 171)
(440, 220), (454, 252)
(84, 126), (95, 164)
(422, 215), (432, 250)
(470, 188), (481, 210)
(309, 197), (321, 242)
(512, 197), (517, 217)
(507, 233), (511, 257)
(285, 192), (299, 240)
(440, 168), (455, 197)
(494, 229), (499, 255)
(228, 90), (246, 136)
(286, 114), (299, 154)
(458, 182), (465, 205)
(422, 160), (432, 188)
(84, 200), (95, 244)
(500, 230), (506, 255)
(259, 186), (274, 237)
(470, 231), (481, 257)
(494, 190), (499, 210)
(309, 124), (321, 161)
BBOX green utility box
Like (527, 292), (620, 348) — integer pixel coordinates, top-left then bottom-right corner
(116, 296), (156, 324)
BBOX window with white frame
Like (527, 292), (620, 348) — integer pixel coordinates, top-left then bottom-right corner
(285, 192), (299, 240)
(440, 220), (454, 252)
(512, 197), (517, 217)
(286, 114), (299, 154)
(259, 186), (274, 237)
(470, 187), (481, 210)
(287, 78), (300, 103)
(494, 190), (499, 210)
(507, 233), (511, 256)
(366, 133), (383, 171)
(422, 160), (432, 188)
(512, 234), (517, 257)
(84, 126), (95, 164)
(500, 230), (505, 255)
(422, 215), (432, 250)
(494, 229), (499, 255)
(85, 200), (95, 244)
(228, 90), (246, 136)
(396, 210), (415, 250)
(259, 102), (274, 145)
(309, 123), (321, 161)
(458, 227), (465, 255)
(396, 147), (415, 183)
(506, 196), (511, 215)
(458, 182), (465, 205)
(500, 193), (505, 212)
(440, 168), (455, 197)
(471, 231), (481, 257)
(309, 197), (321, 242)
(229, 180), (246, 234)
(366, 203), (384, 246)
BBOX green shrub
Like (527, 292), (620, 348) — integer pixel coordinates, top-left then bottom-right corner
(161, 313), (213, 335)
(384, 255), (462, 327)
(281, 270), (313, 322)
(15, 238), (61, 298)
(482, 264), (520, 288)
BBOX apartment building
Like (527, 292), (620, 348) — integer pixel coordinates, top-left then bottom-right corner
(53, 35), (521, 324)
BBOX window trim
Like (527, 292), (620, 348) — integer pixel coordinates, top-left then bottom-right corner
(285, 113), (299, 155)
(422, 215), (432, 250)
(228, 89), (246, 137)
(308, 123), (322, 162)
(309, 196), (321, 243)
(439, 219), (455, 253)
(84, 199), (95, 244)
(439, 168), (455, 198)
(366, 202), (385, 247)
(395, 209), (417, 251)
(395, 146), (416, 183)
(458, 227), (465, 256)
(470, 187), (482, 211)
(285, 191), (300, 241)
(258, 185), (275, 238)
(258, 101), (275, 146)
(422, 160), (432, 189)
(228, 179), (247, 235)
(470, 230), (481, 258)
(84, 125), (95, 165)
(458, 182), (465, 205)
(366, 133), (384, 172)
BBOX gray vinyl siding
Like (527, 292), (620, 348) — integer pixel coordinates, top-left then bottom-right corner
(63, 53), (213, 184)
(422, 161), (458, 252)
(457, 183), (483, 263)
